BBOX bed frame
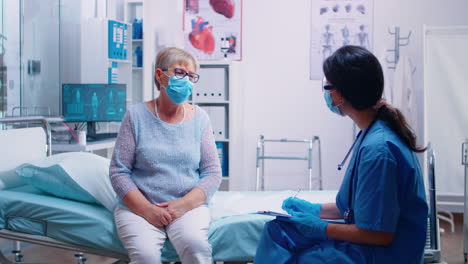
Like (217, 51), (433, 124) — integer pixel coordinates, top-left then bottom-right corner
(0, 229), (128, 263)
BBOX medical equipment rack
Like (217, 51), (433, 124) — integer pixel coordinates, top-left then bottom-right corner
(463, 138), (468, 262)
(255, 135), (322, 191)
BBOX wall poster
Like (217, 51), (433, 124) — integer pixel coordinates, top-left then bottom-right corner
(310, 0), (374, 79)
(184, 0), (242, 61)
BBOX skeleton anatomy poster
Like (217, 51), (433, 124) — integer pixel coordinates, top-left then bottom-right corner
(310, 0), (373, 79)
(184, 0), (242, 61)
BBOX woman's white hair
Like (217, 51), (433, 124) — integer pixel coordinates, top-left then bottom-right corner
(154, 47), (199, 90)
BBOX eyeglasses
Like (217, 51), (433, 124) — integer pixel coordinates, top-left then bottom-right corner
(321, 77), (333, 91)
(162, 67), (200, 83)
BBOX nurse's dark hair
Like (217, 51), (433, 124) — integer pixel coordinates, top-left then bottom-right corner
(323, 45), (426, 153)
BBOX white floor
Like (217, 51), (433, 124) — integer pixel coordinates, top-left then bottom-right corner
(0, 239), (250, 264)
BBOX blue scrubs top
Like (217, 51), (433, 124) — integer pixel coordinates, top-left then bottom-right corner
(336, 120), (428, 263)
(254, 120), (428, 263)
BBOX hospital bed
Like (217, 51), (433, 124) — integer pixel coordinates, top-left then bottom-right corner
(0, 117), (334, 263)
(0, 117), (443, 263)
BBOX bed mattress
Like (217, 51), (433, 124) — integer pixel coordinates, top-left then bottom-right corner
(0, 186), (337, 261)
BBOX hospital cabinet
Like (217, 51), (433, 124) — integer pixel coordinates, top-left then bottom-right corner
(124, 0), (144, 106)
(59, 2), (137, 148)
(60, 4), (136, 105)
(191, 61), (242, 191)
(123, 0), (173, 104)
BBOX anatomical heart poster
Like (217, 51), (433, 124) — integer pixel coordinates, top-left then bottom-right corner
(184, 0), (242, 61)
(310, 0), (373, 79)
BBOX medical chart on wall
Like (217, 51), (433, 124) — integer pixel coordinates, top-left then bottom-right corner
(310, 0), (374, 80)
(184, 0), (242, 61)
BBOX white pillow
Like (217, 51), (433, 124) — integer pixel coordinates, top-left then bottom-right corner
(16, 152), (118, 211)
(0, 168), (25, 190)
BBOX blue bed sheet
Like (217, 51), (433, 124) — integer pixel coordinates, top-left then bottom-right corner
(0, 185), (125, 254)
(0, 186), (337, 261)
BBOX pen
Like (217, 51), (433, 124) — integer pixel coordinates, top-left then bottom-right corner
(293, 189), (301, 198)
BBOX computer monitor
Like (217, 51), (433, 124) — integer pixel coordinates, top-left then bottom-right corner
(62, 83), (126, 140)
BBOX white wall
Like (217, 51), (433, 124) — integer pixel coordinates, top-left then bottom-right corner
(235, 0), (468, 191)
(233, 0), (355, 191)
(128, 0), (468, 191)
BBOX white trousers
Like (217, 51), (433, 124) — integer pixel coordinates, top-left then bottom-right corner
(114, 205), (212, 264)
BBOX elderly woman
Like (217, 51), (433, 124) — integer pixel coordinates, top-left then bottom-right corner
(110, 47), (221, 263)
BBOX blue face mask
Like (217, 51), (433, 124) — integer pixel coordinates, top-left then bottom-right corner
(323, 90), (344, 116)
(164, 75), (193, 104)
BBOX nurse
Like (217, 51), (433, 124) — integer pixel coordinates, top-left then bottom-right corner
(254, 46), (428, 264)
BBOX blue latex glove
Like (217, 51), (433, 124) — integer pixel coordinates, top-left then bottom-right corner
(282, 197), (322, 216)
(278, 212), (328, 240)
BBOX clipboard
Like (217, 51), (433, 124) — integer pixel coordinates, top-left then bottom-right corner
(255, 211), (346, 224)
(256, 211), (293, 218)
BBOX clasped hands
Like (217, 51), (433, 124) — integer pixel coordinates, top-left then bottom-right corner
(280, 197), (328, 240)
(142, 198), (191, 227)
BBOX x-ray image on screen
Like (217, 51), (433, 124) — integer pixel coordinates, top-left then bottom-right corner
(62, 84), (126, 122)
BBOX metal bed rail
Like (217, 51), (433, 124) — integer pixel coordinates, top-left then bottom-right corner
(424, 145), (442, 263)
(462, 138), (468, 262)
(255, 135), (322, 191)
(0, 116), (63, 157)
(11, 106), (52, 117)
(0, 230), (129, 263)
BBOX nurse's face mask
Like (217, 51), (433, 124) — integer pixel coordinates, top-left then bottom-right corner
(322, 77), (344, 116)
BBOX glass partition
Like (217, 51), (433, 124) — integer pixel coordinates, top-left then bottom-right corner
(0, 0), (60, 117)
(0, 0), (22, 118)
(21, 0), (60, 116)
(0, 0), (4, 118)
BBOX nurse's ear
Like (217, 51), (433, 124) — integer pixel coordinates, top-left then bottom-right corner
(331, 89), (345, 107)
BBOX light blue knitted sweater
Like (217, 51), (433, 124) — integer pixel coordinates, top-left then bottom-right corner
(110, 103), (222, 204)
